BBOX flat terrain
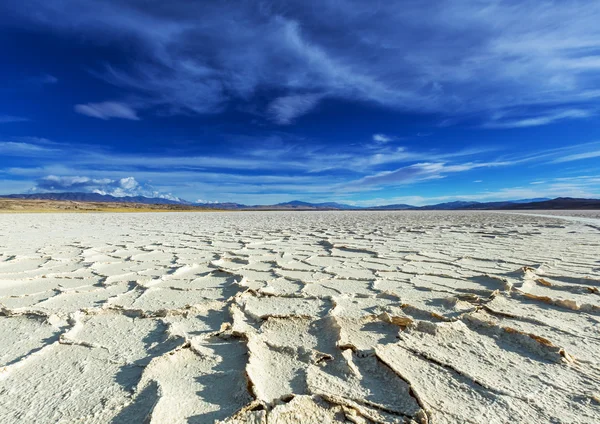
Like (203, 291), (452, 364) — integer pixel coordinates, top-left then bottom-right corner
(0, 198), (211, 213)
(0, 211), (599, 423)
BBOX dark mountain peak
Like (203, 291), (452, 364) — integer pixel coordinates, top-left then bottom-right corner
(368, 204), (416, 210)
(424, 201), (480, 210)
(277, 200), (313, 207)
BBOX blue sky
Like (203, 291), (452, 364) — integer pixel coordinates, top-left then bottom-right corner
(1, 0), (599, 206)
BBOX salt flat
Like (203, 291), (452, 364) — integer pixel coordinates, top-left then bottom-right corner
(0, 211), (599, 424)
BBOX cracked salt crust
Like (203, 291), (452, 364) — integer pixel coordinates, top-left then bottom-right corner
(0, 211), (599, 423)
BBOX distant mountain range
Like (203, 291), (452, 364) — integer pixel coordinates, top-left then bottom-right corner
(2, 192), (600, 210)
(1, 192), (185, 205)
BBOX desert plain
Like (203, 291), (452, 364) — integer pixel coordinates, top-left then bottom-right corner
(1, 210), (599, 423)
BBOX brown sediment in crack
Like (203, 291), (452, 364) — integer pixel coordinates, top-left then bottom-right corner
(517, 289), (600, 314)
(503, 326), (554, 347)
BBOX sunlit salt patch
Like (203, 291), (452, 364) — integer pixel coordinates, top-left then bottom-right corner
(317, 278), (376, 297)
(210, 241), (245, 250)
(70, 312), (185, 365)
(274, 268), (320, 282)
(0, 257), (47, 273)
(400, 260), (465, 278)
(397, 320), (600, 422)
(519, 279), (600, 310)
(336, 316), (405, 350)
(275, 260), (315, 271)
(414, 250), (460, 262)
(236, 268), (279, 284)
(130, 343), (252, 424)
(1, 211), (599, 422)
(32, 282), (133, 313)
(90, 261), (150, 277)
(153, 269), (241, 291)
(0, 291), (60, 309)
(246, 335), (313, 403)
(485, 295), (600, 340)
(241, 259), (279, 271)
(241, 296), (330, 320)
(411, 274), (508, 296)
(0, 313), (184, 423)
(537, 272), (600, 289)
(211, 256), (250, 270)
(257, 317), (319, 350)
(359, 257), (403, 271)
(0, 277), (64, 298)
(301, 282), (345, 298)
(468, 309), (600, 365)
(108, 247), (147, 259)
(134, 267), (177, 283)
(251, 395), (347, 423)
(376, 344), (533, 424)
(259, 278), (304, 296)
(81, 252), (119, 263)
(330, 296), (404, 319)
(0, 314), (67, 368)
(0, 343), (134, 423)
(129, 250), (174, 262)
(0, 275), (104, 305)
(0, 261), (85, 281)
(451, 256), (518, 273)
(113, 285), (242, 313)
(323, 266), (376, 281)
(375, 269), (414, 281)
(304, 255), (346, 268)
(169, 252), (218, 264)
(37, 245), (83, 261)
(306, 350), (422, 419)
(162, 302), (229, 339)
(371, 279), (415, 297)
(167, 263), (215, 279)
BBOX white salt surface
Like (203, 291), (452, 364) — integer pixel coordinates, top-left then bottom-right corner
(1, 211), (599, 423)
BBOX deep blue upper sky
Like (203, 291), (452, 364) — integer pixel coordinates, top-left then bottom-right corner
(1, 0), (599, 205)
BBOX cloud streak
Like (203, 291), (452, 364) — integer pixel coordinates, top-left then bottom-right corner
(267, 94), (323, 124)
(4, 0), (600, 125)
(74, 102), (139, 120)
(552, 150), (600, 163)
(484, 109), (594, 129)
(347, 161), (509, 188)
(0, 115), (29, 124)
(372, 134), (394, 143)
(2, 133), (599, 204)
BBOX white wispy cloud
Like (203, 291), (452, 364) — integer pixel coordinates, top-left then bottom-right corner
(347, 161), (509, 188)
(552, 150), (600, 163)
(4, 0), (600, 125)
(353, 176), (600, 206)
(484, 109), (594, 129)
(0, 115), (29, 124)
(0, 141), (58, 156)
(267, 94), (323, 124)
(74, 102), (139, 120)
(372, 134), (394, 143)
(31, 74), (58, 84)
(2, 134), (600, 203)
